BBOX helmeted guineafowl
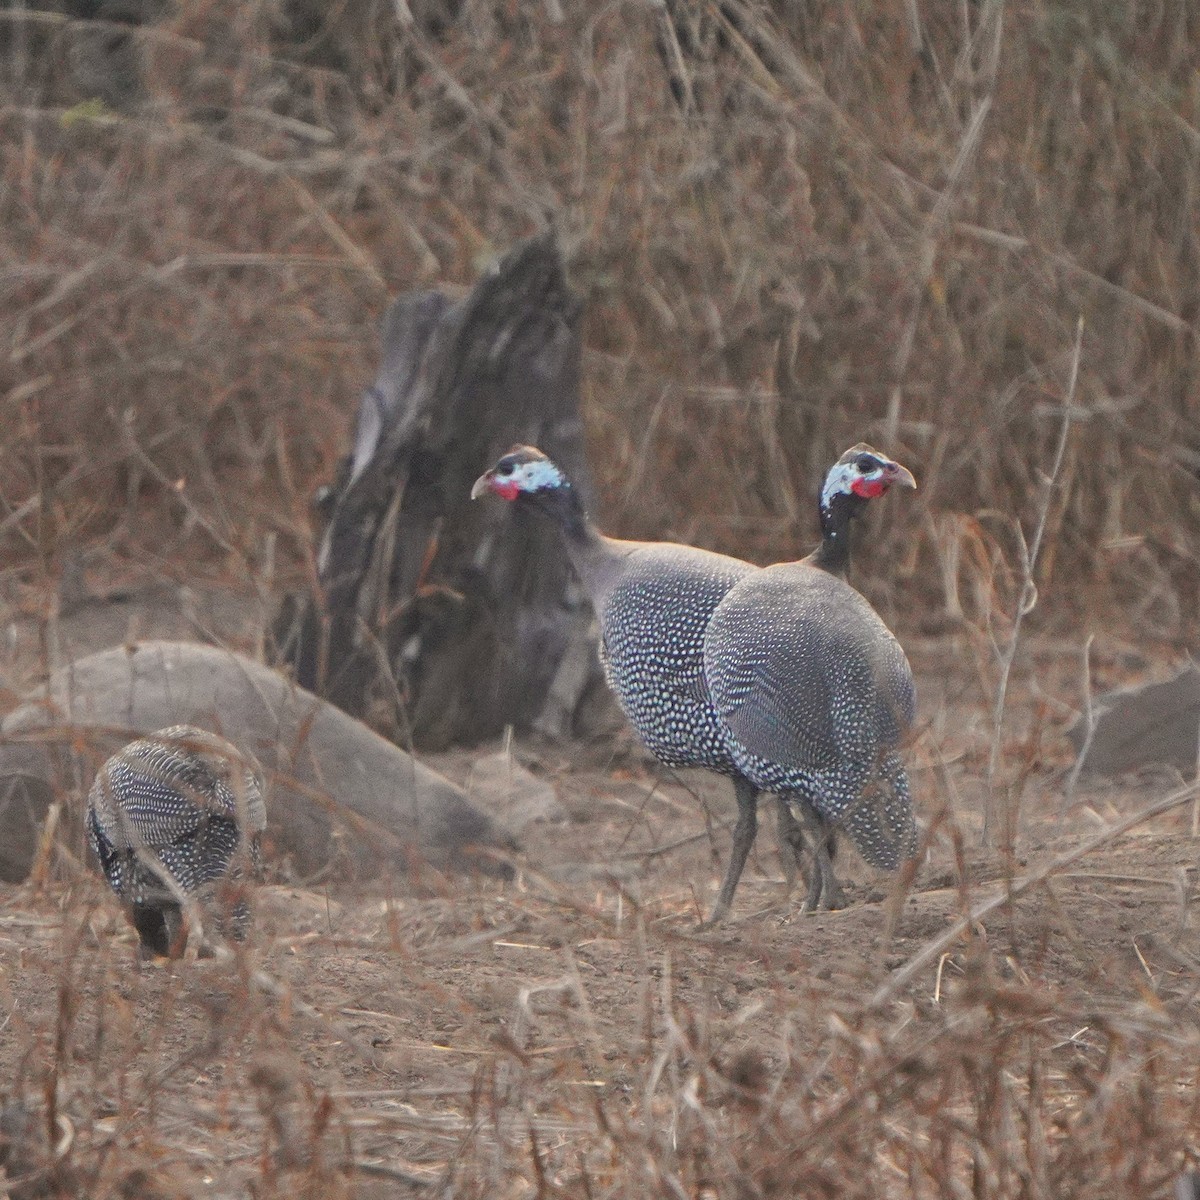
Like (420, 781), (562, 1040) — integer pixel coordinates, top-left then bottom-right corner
(472, 446), (783, 922)
(471, 444), (911, 925)
(86, 725), (267, 956)
(703, 444), (919, 914)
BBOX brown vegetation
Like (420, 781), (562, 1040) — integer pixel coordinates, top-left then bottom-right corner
(3, 0), (1197, 631)
(2, 1), (1199, 1196)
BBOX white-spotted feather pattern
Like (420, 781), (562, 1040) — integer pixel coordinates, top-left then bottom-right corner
(86, 726), (266, 941)
(596, 543), (756, 772)
(703, 564), (918, 868)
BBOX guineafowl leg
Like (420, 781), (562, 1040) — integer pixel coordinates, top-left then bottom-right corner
(701, 777), (759, 928)
(775, 797), (811, 895)
(793, 803), (846, 911)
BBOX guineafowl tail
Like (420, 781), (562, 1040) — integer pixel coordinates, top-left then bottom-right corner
(839, 752), (918, 870)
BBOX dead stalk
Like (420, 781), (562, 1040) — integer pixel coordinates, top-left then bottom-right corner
(983, 316), (1084, 847)
(871, 780), (1200, 1009)
(1062, 632), (1096, 811)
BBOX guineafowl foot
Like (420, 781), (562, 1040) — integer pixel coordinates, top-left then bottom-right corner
(802, 864), (846, 912)
(806, 837), (846, 911)
(791, 803), (845, 913)
(776, 796), (808, 894)
(802, 870), (822, 913)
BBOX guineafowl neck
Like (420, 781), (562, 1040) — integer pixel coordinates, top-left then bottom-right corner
(809, 493), (864, 577)
(525, 486), (601, 556)
(534, 487), (616, 600)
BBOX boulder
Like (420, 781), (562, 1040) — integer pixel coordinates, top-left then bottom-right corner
(466, 751), (566, 835)
(1067, 662), (1200, 778)
(0, 641), (516, 883)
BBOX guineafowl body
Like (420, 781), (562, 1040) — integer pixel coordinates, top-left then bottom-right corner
(87, 725), (266, 956)
(588, 544), (755, 773)
(473, 444), (915, 924)
(473, 447), (778, 924)
(703, 445), (919, 909)
(473, 451), (759, 769)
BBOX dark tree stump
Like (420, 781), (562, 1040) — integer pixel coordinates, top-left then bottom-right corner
(273, 232), (607, 749)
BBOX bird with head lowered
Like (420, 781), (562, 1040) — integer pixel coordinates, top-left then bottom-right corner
(87, 725), (266, 956)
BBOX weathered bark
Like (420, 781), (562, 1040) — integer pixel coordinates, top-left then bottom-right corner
(273, 232), (606, 748)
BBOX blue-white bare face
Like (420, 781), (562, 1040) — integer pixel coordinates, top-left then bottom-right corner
(472, 447), (567, 501)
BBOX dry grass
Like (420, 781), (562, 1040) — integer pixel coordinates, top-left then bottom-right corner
(3, 796), (1200, 1200)
(2, 0), (1197, 627)
(3, 1), (1200, 1196)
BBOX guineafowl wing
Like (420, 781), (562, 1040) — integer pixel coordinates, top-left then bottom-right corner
(88, 753), (236, 852)
(704, 565), (919, 869)
(704, 566), (915, 775)
(594, 543), (756, 771)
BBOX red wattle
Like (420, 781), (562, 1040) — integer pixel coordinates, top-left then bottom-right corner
(493, 480), (522, 501)
(851, 477), (887, 499)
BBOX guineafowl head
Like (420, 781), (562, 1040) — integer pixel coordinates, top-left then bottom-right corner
(472, 445), (595, 544)
(471, 446), (570, 502)
(820, 444), (916, 519)
(812, 444), (915, 573)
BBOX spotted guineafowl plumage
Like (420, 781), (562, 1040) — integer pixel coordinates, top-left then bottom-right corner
(472, 451), (756, 777)
(87, 725), (267, 956)
(703, 444), (919, 912)
(584, 545), (753, 774)
(473, 443), (915, 924)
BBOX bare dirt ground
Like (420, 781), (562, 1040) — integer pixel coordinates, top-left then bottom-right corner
(1, 576), (1197, 1198)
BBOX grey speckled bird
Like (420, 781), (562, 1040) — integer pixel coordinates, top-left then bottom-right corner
(703, 444), (919, 914)
(472, 449), (755, 778)
(87, 725), (267, 956)
(472, 446), (786, 923)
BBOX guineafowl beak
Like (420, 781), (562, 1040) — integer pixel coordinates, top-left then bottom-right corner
(885, 462), (917, 490)
(470, 471), (494, 500)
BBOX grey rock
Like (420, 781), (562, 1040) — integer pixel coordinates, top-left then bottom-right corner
(466, 751), (566, 835)
(0, 641), (516, 884)
(1067, 663), (1200, 778)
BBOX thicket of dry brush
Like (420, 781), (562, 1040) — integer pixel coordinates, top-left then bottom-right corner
(2, 877), (1199, 1198)
(2, 0), (1198, 635)
(3, 1), (1200, 1196)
